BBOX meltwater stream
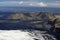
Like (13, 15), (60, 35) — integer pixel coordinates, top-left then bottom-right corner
(0, 30), (56, 40)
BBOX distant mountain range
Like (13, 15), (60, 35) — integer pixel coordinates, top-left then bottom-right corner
(7, 12), (55, 21)
(0, 11), (58, 30)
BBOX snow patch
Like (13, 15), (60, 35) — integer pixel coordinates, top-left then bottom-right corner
(0, 30), (44, 40)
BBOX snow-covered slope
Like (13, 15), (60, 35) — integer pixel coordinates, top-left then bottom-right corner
(0, 30), (56, 40)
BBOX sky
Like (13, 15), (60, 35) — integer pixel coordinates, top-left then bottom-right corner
(0, 0), (60, 8)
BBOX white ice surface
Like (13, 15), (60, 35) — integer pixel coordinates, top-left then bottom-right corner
(0, 30), (45, 40)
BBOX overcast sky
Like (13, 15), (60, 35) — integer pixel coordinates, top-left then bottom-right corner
(0, 0), (60, 8)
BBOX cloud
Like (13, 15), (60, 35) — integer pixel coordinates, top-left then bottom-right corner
(19, 1), (24, 4)
(0, 1), (60, 7)
(55, 1), (60, 2)
(28, 2), (47, 7)
(0, 1), (47, 7)
(29, 3), (33, 6)
(37, 2), (47, 7)
(46, 2), (60, 7)
(0, 1), (19, 6)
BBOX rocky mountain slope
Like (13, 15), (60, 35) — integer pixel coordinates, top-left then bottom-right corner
(0, 12), (56, 30)
(7, 12), (55, 21)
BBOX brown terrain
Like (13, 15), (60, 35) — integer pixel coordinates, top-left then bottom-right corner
(6, 12), (60, 29)
(0, 11), (60, 30)
(55, 15), (60, 28)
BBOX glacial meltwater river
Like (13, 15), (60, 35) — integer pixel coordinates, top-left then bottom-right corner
(0, 30), (57, 40)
